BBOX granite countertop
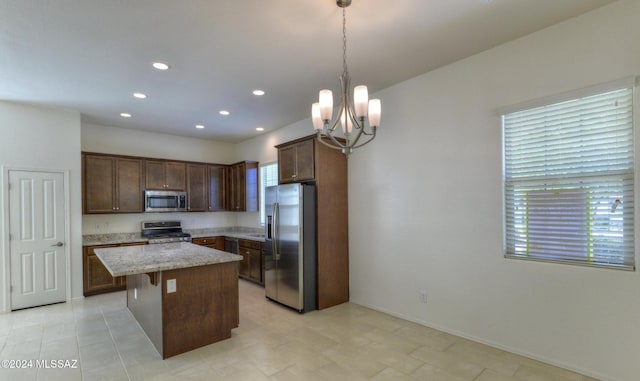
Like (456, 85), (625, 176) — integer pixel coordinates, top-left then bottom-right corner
(83, 227), (265, 246)
(94, 242), (243, 277)
(187, 228), (265, 242)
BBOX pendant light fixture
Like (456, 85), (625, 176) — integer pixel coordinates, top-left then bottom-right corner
(311, 0), (381, 157)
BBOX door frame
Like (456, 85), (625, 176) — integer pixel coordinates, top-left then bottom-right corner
(1, 166), (72, 313)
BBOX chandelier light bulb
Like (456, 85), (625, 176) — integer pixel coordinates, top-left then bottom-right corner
(368, 99), (381, 127)
(340, 108), (353, 135)
(354, 86), (369, 118)
(319, 90), (333, 121)
(312, 103), (323, 131)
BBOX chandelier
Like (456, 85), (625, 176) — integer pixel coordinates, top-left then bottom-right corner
(311, 0), (381, 157)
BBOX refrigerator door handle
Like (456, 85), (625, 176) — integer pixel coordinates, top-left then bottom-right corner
(273, 202), (280, 260)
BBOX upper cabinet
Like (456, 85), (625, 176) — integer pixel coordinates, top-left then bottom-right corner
(82, 152), (258, 214)
(186, 163), (207, 212)
(228, 161), (258, 212)
(83, 154), (144, 214)
(145, 160), (186, 190)
(208, 164), (228, 212)
(277, 138), (314, 184)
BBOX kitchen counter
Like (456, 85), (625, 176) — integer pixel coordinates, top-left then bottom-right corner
(94, 242), (242, 277)
(83, 227), (265, 246)
(92, 242), (242, 359)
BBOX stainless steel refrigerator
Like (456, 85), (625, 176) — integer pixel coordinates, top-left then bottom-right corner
(264, 183), (317, 313)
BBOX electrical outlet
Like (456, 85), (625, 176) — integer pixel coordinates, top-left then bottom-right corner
(420, 290), (428, 303)
(167, 279), (177, 293)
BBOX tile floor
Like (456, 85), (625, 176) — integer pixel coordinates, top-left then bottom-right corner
(0, 280), (597, 381)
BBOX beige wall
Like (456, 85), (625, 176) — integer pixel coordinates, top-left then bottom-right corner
(0, 101), (82, 307)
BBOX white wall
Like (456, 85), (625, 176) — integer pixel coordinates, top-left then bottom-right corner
(348, 1), (639, 381)
(81, 123), (239, 234)
(237, 1), (640, 380)
(0, 101), (82, 307)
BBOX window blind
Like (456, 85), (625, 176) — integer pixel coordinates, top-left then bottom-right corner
(503, 86), (635, 270)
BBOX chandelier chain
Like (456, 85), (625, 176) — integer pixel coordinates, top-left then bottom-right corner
(342, 6), (348, 75)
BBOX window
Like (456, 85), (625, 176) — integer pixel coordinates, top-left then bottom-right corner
(260, 163), (278, 224)
(502, 81), (635, 270)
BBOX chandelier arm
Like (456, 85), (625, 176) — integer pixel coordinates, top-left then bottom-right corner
(350, 129), (377, 149)
(316, 131), (346, 151)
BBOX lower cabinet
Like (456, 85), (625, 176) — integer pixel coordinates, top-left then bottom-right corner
(191, 236), (225, 250)
(83, 242), (146, 296)
(238, 239), (263, 285)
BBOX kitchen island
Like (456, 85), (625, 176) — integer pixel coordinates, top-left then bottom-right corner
(94, 242), (243, 358)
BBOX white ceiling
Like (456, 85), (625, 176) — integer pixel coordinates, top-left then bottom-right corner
(0, 0), (617, 143)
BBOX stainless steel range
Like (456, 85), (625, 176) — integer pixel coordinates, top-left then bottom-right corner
(141, 220), (191, 244)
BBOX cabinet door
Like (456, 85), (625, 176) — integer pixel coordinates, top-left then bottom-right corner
(294, 139), (315, 182)
(248, 247), (262, 283)
(208, 165), (227, 211)
(187, 163), (207, 211)
(278, 145), (298, 184)
(116, 158), (143, 213)
(239, 249), (249, 277)
(84, 155), (115, 213)
(277, 139), (315, 184)
(229, 164), (245, 211)
(84, 245), (119, 295)
(145, 160), (166, 189)
(165, 162), (186, 190)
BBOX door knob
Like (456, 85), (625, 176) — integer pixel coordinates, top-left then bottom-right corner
(51, 242), (64, 247)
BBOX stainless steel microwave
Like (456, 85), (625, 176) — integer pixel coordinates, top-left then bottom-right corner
(144, 190), (187, 212)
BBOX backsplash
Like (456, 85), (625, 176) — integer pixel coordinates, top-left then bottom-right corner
(82, 212), (240, 234)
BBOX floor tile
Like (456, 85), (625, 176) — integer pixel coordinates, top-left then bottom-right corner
(0, 279), (595, 381)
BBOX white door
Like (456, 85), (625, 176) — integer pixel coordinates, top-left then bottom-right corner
(9, 170), (66, 310)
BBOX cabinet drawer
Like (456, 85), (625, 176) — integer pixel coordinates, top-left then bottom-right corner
(238, 239), (261, 250)
(192, 236), (224, 249)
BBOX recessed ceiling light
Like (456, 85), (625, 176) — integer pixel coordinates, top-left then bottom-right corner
(195, 124), (205, 129)
(120, 113), (132, 118)
(133, 92), (147, 99)
(256, 127), (264, 131)
(152, 62), (169, 70)
(252, 90), (265, 96)
(219, 110), (230, 116)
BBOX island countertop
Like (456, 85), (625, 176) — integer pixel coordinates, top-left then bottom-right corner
(94, 242), (243, 277)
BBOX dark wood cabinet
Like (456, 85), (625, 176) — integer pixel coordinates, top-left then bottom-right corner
(208, 165), (227, 211)
(145, 160), (186, 190)
(275, 135), (348, 309)
(83, 154), (144, 214)
(278, 138), (314, 183)
(228, 161), (258, 212)
(82, 152), (259, 214)
(83, 242), (146, 296)
(186, 163), (207, 212)
(191, 236), (225, 250)
(238, 239), (262, 284)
